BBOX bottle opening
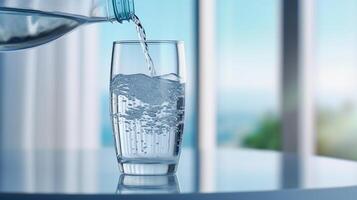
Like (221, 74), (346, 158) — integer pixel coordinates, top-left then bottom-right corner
(113, 0), (135, 22)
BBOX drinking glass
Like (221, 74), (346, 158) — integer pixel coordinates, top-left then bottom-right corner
(110, 40), (186, 175)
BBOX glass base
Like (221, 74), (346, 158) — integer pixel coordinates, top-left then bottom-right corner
(117, 174), (180, 194)
(119, 163), (177, 175)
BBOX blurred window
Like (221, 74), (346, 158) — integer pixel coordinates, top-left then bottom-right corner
(216, 0), (281, 149)
(316, 0), (357, 160)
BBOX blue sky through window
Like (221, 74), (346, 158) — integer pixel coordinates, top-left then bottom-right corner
(216, 0), (280, 146)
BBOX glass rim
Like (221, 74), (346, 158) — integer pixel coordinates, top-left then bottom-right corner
(113, 40), (184, 45)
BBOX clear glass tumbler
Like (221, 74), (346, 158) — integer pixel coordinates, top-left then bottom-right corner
(110, 40), (186, 175)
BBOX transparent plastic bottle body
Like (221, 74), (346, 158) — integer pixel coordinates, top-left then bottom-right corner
(0, 0), (134, 51)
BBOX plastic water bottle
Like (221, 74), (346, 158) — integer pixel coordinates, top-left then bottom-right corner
(0, 0), (135, 51)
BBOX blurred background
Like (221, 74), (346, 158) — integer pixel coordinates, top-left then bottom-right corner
(1, 0), (357, 192)
(2, 0), (357, 158)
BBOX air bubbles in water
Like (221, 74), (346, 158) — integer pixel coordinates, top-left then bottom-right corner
(111, 73), (185, 159)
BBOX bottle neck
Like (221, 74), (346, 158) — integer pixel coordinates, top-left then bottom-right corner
(107, 0), (135, 23)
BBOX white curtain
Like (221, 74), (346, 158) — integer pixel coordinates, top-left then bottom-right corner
(0, 16), (100, 150)
(0, 19), (100, 195)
